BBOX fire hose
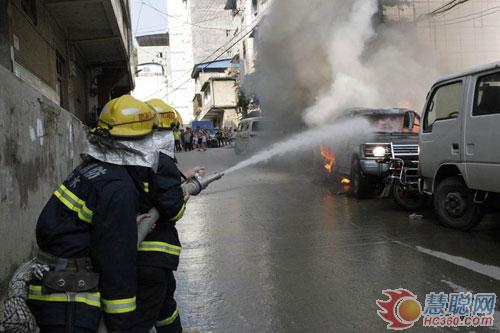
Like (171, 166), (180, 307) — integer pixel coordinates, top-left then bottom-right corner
(1, 173), (224, 333)
(137, 172), (224, 246)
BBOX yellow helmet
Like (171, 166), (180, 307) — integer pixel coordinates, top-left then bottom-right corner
(146, 99), (180, 129)
(98, 95), (156, 137)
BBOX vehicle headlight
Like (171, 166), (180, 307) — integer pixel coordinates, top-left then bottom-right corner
(372, 146), (387, 157)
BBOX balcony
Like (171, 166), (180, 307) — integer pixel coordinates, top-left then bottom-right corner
(45, 0), (131, 66)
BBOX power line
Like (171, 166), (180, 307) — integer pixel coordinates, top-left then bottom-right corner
(432, 4), (500, 26)
(166, 0), (275, 89)
(140, 0), (232, 31)
(134, 2), (144, 32)
(419, 0), (470, 20)
(196, 0), (220, 27)
(145, 0), (274, 101)
(161, 20), (259, 99)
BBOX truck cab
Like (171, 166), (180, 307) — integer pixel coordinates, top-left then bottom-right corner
(322, 108), (422, 210)
(419, 62), (500, 230)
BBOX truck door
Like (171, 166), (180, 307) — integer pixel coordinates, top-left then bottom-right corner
(420, 81), (464, 186)
(465, 70), (500, 192)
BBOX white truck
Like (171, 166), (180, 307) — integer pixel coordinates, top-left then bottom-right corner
(418, 62), (500, 230)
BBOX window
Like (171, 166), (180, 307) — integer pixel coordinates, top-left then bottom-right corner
(423, 81), (463, 132)
(239, 122), (249, 132)
(21, 0), (37, 24)
(56, 53), (66, 107)
(473, 71), (500, 116)
(204, 85), (211, 105)
(252, 121), (274, 132)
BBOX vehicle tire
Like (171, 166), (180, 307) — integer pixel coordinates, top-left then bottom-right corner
(434, 177), (483, 231)
(350, 157), (371, 199)
(392, 182), (426, 211)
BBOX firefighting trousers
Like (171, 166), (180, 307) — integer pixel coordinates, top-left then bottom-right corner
(132, 266), (182, 333)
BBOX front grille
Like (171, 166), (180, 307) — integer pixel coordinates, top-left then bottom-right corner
(392, 144), (419, 182)
(392, 144), (419, 156)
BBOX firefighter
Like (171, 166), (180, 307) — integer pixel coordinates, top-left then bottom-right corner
(131, 99), (200, 333)
(28, 95), (157, 333)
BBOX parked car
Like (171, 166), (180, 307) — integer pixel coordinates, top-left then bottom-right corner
(234, 117), (274, 155)
(419, 62), (500, 230)
(322, 107), (423, 210)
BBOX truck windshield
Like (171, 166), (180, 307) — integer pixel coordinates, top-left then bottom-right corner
(365, 114), (416, 133)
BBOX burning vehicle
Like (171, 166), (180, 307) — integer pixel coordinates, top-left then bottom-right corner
(320, 107), (424, 210)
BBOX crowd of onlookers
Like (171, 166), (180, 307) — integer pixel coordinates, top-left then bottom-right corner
(173, 127), (234, 152)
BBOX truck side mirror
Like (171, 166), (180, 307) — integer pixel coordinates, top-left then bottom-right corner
(403, 111), (416, 130)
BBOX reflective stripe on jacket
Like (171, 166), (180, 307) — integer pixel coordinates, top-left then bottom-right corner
(137, 153), (184, 270)
(33, 160), (145, 331)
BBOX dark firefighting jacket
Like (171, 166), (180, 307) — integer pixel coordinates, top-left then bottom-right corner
(29, 159), (148, 332)
(137, 153), (185, 270)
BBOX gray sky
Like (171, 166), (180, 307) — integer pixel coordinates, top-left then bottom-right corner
(130, 0), (169, 38)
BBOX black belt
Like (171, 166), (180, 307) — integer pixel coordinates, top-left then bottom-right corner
(37, 250), (93, 272)
(37, 250), (99, 294)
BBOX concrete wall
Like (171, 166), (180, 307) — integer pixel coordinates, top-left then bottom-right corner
(222, 108), (238, 128)
(166, 0), (195, 122)
(132, 45), (169, 101)
(213, 79), (237, 107)
(0, 65), (87, 294)
(385, 0), (500, 73)
(11, 0), (66, 96)
(189, 0), (233, 64)
(0, 0), (12, 71)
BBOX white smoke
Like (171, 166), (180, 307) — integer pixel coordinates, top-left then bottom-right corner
(303, 0), (380, 125)
(224, 118), (373, 174)
(250, 0), (439, 128)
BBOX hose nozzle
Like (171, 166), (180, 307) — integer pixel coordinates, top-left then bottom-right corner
(182, 172), (224, 196)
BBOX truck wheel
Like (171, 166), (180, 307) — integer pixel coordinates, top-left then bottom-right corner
(434, 177), (483, 231)
(350, 157), (371, 199)
(392, 182), (425, 211)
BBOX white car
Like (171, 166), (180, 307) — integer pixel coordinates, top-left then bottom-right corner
(234, 117), (274, 155)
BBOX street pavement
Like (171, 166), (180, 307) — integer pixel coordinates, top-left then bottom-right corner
(175, 147), (500, 333)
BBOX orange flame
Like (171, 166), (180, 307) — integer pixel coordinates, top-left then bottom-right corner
(341, 178), (351, 184)
(398, 100), (412, 109)
(320, 145), (336, 174)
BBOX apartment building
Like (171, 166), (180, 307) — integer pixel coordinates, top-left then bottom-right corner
(0, 0), (134, 124)
(166, 0), (233, 124)
(132, 33), (170, 102)
(192, 58), (239, 128)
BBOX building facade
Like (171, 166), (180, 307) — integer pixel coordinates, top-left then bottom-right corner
(132, 33), (170, 102)
(166, 0), (234, 124)
(192, 59), (239, 128)
(0, 0), (134, 125)
(0, 0), (134, 289)
(383, 0), (500, 73)
(225, 0), (273, 77)
(224, 0), (273, 117)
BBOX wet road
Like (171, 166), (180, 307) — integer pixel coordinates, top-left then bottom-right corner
(176, 147), (500, 333)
